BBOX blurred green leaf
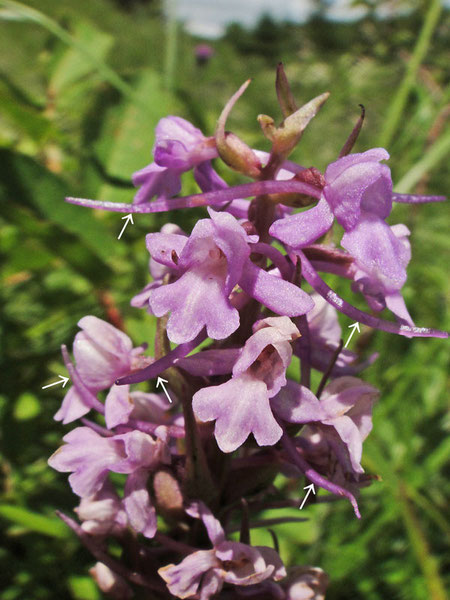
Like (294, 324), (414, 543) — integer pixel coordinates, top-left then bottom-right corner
(0, 504), (69, 538)
(68, 576), (100, 600)
(13, 392), (41, 420)
(49, 20), (113, 97)
(395, 128), (450, 193)
(377, 0), (443, 148)
(0, 0), (140, 105)
(0, 81), (50, 142)
(98, 69), (181, 203)
(0, 149), (120, 265)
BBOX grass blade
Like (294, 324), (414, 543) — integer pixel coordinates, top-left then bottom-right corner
(377, 0), (442, 149)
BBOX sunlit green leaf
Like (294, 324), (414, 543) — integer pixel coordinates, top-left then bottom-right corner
(13, 392), (41, 420)
(49, 20), (113, 96)
(0, 505), (70, 538)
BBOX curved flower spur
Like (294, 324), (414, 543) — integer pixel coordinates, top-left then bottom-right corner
(51, 65), (447, 599)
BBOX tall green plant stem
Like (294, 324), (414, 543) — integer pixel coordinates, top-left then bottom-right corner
(164, 0), (178, 92)
(395, 128), (450, 192)
(378, 0), (442, 149)
(397, 483), (448, 600)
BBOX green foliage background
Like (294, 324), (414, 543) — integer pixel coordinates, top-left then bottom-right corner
(0, 1), (448, 598)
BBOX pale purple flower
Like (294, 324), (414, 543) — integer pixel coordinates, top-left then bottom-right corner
(50, 72), (449, 599)
(323, 148), (392, 231)
(304, 292), (361, 375)
(193, 317), (299, 452)
(273, 376), (378, 473)
(49, 427), (169, 537)
(146, 209), (313, 344)
(269, 148), (392, 248)
(343, 220), (414, 324)
(131, 223), (186, 310)
(158, 501), (286, 599)
(104, 385), (180, 430)
(133, 116), (218, 204)
(55, 316), (150, 424)
(132, 162), (182, 205)
(195, 43), (215, 63)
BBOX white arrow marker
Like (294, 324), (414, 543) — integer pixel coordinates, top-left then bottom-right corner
(344, 322), (361, 349)
(42, 375), (69, 390)
(299, 483), (316, 510)
(156, 377), (172, 403)
(117, 214), (134, 240)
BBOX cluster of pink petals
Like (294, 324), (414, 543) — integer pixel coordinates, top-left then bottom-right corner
(49, 425), (170, 538)
(269, 149), (417, 325)
(139, 208), (313, 344)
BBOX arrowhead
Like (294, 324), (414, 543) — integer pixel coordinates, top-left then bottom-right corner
(348, 322), (360, 332)
(156, 377), (168, 388)
(303, 483), (316, 494)
(122, 213), (134, 224)
(59, 375), (69, 388)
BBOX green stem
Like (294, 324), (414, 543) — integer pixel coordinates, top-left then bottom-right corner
(164, 0), (178, 92)
(377, 0), (442, 149)
(395, 129), (450, 193)
(397, 483), (448, 600)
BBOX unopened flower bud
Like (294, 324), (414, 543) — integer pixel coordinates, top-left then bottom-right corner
(275, 62), (298, 118)
(216, 80), (262, 178)
(258, 114), (277, 141)
(89, 563), (133, 599)
(284, 566), (329, 600)
(272, 93), (330, 158)
(153, 468), (184, 520)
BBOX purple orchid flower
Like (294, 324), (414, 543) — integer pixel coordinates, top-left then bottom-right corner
(104, 384), (181, 431)
(273, 376), (378, 474)
(342, 220), (414, 324)
(131, 223), (187, 310)
(55, 316), (151, 424)
(192, 317), (300, 452)
(158, 501), (286, 599)
(269, 150), (445, 331)
(146, 208), (313, 344)
(269, 148), (392, 248)
(133, 116), (218, 204)
(50, 70), (448, 597)
(48, 426), (170, 538)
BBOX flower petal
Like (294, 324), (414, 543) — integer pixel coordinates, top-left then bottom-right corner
(193, 375), (282, 453)
(158, 551), (218, 598)
(186, 501), (225, 547)
(269, 198), (334, 248)
(149, 269), (240, 344)
(123, 469), (156, 538)
(271, 380), (327, 423)
(105, 385), (133, 429)
(240, 260), (314, 317)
